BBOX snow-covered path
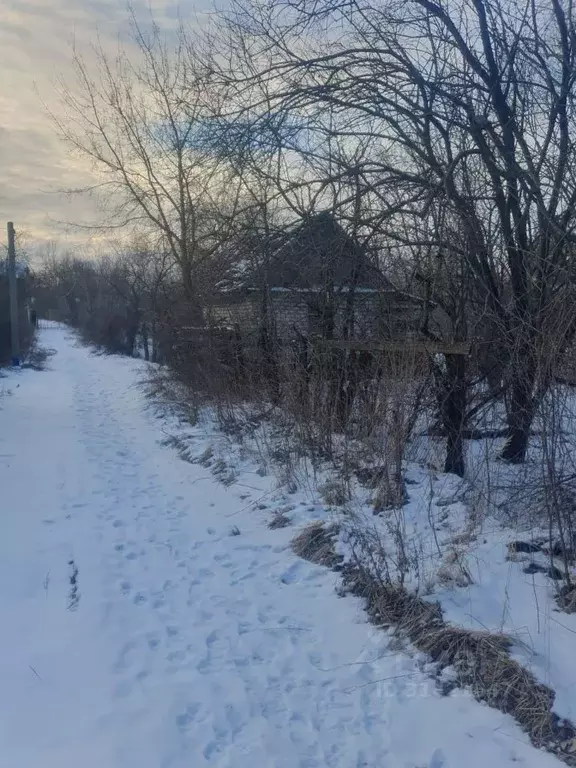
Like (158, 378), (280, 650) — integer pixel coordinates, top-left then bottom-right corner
(0, 325), (560, 768)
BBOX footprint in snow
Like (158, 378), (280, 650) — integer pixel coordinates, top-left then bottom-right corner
(237, 621), (251, 635)
(114, 679), (133, 698)
(167, 649), (187, 663)
(224, 703), (244, 736)
(113, 640), (138, 673)
(203, 740), (224, 760)
(147, 633), (161, 650)
(279, 562), (302, 585)
(175, 703), (201, 731)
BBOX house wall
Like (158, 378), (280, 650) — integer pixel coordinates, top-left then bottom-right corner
(271, 292), (399, 340)
(270, 294), (309, 338)
(210, 293), (310, 339)
(211, 291), (423, 342)
(375, 297), (423, 339)
(209, 297), (261, 336)
(349, 294), (380, 337)
(339, 294), (423, 339)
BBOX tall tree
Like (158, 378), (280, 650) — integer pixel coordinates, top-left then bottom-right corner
(216, 0), (576, 463)
(55, 15), (240, 303)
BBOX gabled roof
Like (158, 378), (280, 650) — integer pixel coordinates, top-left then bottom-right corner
(222, 212), (396, 293)
(265, 212), (393, 291)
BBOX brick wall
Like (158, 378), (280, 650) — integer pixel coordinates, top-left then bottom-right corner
(210, 298), (260, 336)
(211, 291), (422, 341)
(270, 294), (309, 338)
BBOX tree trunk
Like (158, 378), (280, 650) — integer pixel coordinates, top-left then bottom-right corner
(335, 350), (358, 430)
(442, 353), (467, 477)
(261, 325), (280, 403)
(501, 377), (534, 463)
(125, 309), (139, 357)
(142, 323), (150, 361)
(150, 320), (158, 363)
(126, 325), (138, 357)
(232, 323), (246, 384)
(297, 333), (310, 405)
(258, 292), (280, 403)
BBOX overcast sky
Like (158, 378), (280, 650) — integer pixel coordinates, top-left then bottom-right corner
(0, 1), (212, 254)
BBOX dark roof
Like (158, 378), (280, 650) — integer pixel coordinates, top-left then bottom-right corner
(224, 213), (395, 293)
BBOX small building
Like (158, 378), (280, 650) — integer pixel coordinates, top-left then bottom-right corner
(209, 213), (423, 342)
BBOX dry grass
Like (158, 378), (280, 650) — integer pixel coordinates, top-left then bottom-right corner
(160, 434), (196, 464)
(291, 522), (343, 568)
(319, 478), (350, 507)
(340, 563), (576, 764)
(143, 367), (200, 425)
(22, 341), (53, 371)
(557, 585), (576, 614)
(268, 510), (292, 529)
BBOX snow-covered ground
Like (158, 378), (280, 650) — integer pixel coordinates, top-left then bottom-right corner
(0, 324), (562, 767)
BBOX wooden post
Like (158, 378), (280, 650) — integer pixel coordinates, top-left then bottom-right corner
(7, 222), (19, 366)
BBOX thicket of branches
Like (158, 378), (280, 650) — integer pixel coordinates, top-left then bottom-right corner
(40, 0), (576, 502)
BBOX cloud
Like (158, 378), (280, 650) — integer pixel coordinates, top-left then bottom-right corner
(0, 0), (213, 250)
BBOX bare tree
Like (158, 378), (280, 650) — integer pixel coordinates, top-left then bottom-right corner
(54, 15), (241, 305)
(213, 0), (576, 463)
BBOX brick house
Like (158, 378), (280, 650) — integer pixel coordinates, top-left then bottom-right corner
(209, 212), (423, 343)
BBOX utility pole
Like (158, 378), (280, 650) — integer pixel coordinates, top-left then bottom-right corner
(7, 222), (20, 366)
